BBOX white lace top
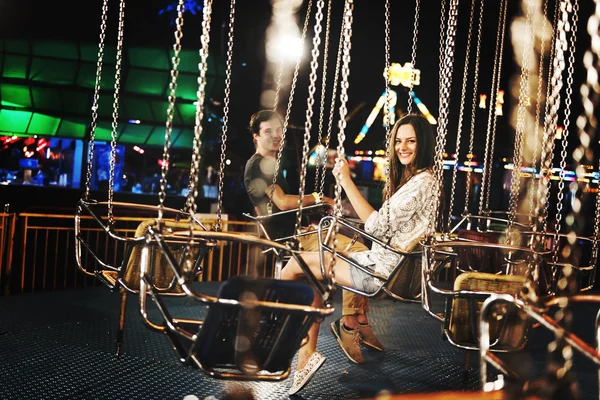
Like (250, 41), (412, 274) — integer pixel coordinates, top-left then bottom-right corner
(348, 170), (437, 280)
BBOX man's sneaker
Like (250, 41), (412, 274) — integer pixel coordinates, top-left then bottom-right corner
(358, 322), (385, 351)
(330, 318), (364, 364)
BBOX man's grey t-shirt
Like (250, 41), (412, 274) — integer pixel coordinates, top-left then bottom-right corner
(244, 153), (293, 239)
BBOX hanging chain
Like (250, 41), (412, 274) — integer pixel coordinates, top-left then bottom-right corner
(428, 0), (459, 239)
(107, 0), (126, 226)
(214, 0), (236, 232)
(438, 0), (448, 82)
(508, 0), (535, 233)
(528, 0), (551, 218)
(267, 0), (314, 214)
(183, 0), (213, 273)
(157, 0), (186, 225)
(295, 0), (325, 241)
(484, 0), (508, 215)
(463, 0), (484, 216)
(447, 0), (476, 232)
(273, 58), (284, 111)
(84, 0), (109, 201)
(587, 1), (600, 274)
(383, 0), (392, 241)
(313, 0), (332, 195)
(545, 2), (579, 391)
(553, 0), (578, 265)
(319, 16), (345, 198)
(535, 0), (568, 239)
(406, 0), (420, 114)
(538, 0), (563, 235)
(328, 0), (354, 296)
(479, 0), (507, 216)
(484, 1), (508, 216)
(539, 0), (562, 231)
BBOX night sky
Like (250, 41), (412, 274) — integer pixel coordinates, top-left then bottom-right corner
(1, 0), (597, 165)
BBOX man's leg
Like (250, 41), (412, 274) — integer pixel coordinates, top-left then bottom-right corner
(332, 233), (385, 359)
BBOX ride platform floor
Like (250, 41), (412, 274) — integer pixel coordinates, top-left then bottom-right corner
(0, 282), (598, 399)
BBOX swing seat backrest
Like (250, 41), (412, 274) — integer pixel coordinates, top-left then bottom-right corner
(191, 276), (317, 378)
(382, 238), (424, 301)
(247, 204), (332, 243)
(456, 230), (503, 273)
(121, 219), (209, 292)
(448, 272), (528, 351)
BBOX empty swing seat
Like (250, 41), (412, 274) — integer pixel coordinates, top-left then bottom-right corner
(138, 230), (334, 381)
(448, 272), (528, 350)
(95, 218), (211, 293)
(166, 276), (318, 379)
(423, 241), (548, 350)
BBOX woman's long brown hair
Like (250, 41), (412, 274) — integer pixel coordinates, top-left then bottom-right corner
(384, 114), (435, 198)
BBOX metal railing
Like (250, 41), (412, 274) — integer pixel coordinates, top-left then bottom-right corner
(3, 212), (277, 294)
(0, 211), (17, 295)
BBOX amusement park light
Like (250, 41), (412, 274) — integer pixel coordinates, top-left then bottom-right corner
(274, 35), (304, 62)
(479, 94), (487, 109)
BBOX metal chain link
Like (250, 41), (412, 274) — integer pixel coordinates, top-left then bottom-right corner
(546, 1), (579, 389)
(463, 0), (484, 216)
(553, 0), (578, 266)
(585, 1), (600, 276)
(157, 0), (186, 224)
(535, 0), (568, 238)
(438, 0), (448, 83)
(319, 15), (345, 198)
(184, 0), (213, 273)
(313, 0), (332, 195)
(527, 0), (550, 218)
(383, 0), (392, 241)
(447, 0), (476, 232)
(484, 0), (508, 214)
(273, 58), (285, 111)
(428, 0), (459, 239)
(478, 0), (507, 216)
(406, 0), (420, 114)
(327, 0), (354, 297)
(267, 0), (314, 214)
(214, 0), (236, 232)
(538, 0), (562, 235)
(508, 0), (535, 232)
(84, 0), (109, 201)
(107, 0), (126, 226)
(294, 0), (325, 241)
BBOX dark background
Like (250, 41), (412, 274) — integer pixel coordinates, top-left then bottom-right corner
(1, 0), (598, 210)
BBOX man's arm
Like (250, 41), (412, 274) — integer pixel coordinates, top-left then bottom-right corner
(267, 184), (320, 211)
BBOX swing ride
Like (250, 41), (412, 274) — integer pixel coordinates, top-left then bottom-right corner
(69, 0), (600, 397)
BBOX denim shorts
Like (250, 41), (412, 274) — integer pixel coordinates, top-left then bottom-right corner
(349, 264), (382, 294)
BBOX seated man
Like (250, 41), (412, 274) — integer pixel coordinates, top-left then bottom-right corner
(243, 110), (384, 366)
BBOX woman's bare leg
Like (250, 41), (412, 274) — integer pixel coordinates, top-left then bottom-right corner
(280, 252), (354, 369)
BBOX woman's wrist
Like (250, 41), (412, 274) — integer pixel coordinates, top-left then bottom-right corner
(311, 192), (322, 204)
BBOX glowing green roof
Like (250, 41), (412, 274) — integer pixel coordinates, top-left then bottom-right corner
(0, 39), (225, 148)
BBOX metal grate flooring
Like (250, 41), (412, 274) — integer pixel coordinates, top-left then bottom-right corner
(0, 283), (598, 399)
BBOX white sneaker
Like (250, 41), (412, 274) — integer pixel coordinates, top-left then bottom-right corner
(288, 351), (326, 395)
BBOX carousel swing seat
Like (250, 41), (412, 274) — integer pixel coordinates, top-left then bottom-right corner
(139, 230), (333, 380)
(515, 231), (597, 295)
(422, 240), (550, 382)
(244, 203), (334, 245)
(316, 215), (424, 302)
(75, 199), (215, 355)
